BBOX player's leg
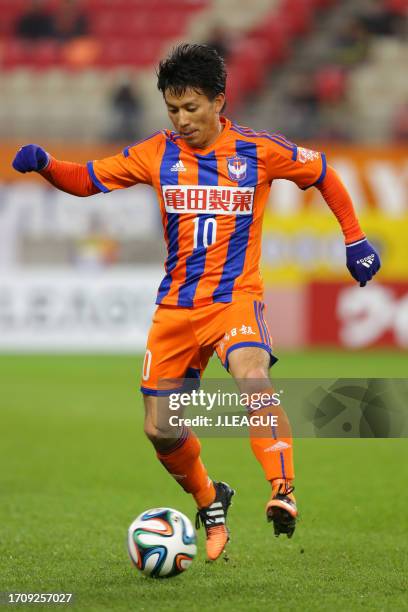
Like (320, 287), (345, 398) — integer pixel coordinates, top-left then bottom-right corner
(147, 387), (235, 562)
(215, 298), (297, 537)
(228, 346), (297, 537)
(141, 306), (216, 508)
(143, 393), (216, 508)
(178, 305), (236, 561)
(141, 305), (233, 560)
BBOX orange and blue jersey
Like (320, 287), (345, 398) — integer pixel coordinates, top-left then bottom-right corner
(88, 117), (326, 307)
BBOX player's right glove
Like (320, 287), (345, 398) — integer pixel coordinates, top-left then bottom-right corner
(346, 238), (381, 287)
(12, 144), (50, 173)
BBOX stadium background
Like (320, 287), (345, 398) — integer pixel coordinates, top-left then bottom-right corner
(1, 0), (407, 610)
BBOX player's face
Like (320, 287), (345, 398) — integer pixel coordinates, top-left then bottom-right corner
(164, 88), (225, 149)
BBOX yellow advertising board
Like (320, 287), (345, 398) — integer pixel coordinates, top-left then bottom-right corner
(262, 212), (408, 283)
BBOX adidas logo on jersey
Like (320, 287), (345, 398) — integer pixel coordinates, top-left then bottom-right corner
(264, 441), (291, 452)
(357, 254), (375, 268)
(170, 160), (187, 172)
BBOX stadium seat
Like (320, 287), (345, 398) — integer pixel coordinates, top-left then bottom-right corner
(384, 0), (408, 15)
(279, 0), (314, 36)
(227, 40), (269, 94)
(97, 38), (159, 67)
(0, 12), (18, 36)
(33, 41), (61, 69)
(249, 15), (292, 64)
(314, 65), (347, 103)
(2, 40), (31, 70)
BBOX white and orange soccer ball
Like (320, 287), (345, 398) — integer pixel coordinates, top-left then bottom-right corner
(128, 508), (197, 578)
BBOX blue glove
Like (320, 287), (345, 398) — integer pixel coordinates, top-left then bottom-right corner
(346, 238), (381, 287)
(12, 144), (49, 173)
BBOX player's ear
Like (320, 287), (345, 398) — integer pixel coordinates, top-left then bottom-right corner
(214, 93), (225, 114)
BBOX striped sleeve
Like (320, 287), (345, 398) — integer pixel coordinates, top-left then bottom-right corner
(265, 136), (326, 190)
(87, 131), (164, 192)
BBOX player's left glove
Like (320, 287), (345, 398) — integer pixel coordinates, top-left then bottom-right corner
(346, 238), (381, 287)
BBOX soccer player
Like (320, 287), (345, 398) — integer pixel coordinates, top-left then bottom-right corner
(13, 44), (380, 561)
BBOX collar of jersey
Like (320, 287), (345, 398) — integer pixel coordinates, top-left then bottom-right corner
(173, 116), (232, 156)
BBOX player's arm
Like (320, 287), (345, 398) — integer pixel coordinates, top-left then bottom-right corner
(266, 141), (381, 287)
(316, 165), (381, 287)
(12, 134), (161, 196)
(12, 144), (99, 197)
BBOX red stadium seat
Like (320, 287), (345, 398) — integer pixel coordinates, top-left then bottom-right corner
(0, 0), (27, 11)
(279, 0), (314, 35)
(307, 0), (337, 7)
(1, 38), (60, 70)
(249, 16), (292, 64)
(385, 0), (408, 15)
(88, 3), (193, 45)
(90, 11), (151, 37)
(2, 39), (31, 69)
(227, 40), (268, 94)
(0, 12), (18, 36)
(97, 38), (159, 67)
(314, 65), (347, 103)
(152, 13), (189, 37)
(32, 40), (61, 68)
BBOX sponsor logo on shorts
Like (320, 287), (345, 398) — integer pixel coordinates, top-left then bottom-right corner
(162, 185), (254, 215)
(218, 325), (257, 353)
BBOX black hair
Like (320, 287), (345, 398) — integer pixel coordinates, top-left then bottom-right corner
(157, 43), (226, 101)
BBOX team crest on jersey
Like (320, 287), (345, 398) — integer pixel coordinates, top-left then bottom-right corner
(227, 155), (247, 181)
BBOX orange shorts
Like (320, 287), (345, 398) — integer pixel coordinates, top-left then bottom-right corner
(140, 295), (277, 396)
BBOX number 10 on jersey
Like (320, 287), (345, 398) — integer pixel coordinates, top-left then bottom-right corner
(192, 217), (217, 249)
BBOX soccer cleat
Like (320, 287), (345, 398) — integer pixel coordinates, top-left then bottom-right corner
(266, 479), (297, 538)
(195, 481), (235, 561)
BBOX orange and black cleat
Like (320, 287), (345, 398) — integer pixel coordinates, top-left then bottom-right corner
(195, 481), (235, 561)
(266, 479), (297, 538)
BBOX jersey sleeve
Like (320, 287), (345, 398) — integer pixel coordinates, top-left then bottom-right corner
(87, 131), (164, 193)
(265, 138), (326, 190)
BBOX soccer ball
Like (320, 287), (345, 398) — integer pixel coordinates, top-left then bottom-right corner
(127, 508), (197, 578)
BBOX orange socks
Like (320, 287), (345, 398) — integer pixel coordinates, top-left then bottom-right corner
(248, 390), (295, 483)
(156, 428), (215, 508)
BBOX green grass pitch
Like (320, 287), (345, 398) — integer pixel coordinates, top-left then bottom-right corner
(1, 351), (407, 611)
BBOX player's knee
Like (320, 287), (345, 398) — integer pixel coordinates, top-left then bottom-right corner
(248, 365), (269, 379)
(144, 420), (163, 442)
(143, 419), (175, 445)
(229, 347), (270, 380)
(144, 423), (165, 446)
(238, 364), (269, 380)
